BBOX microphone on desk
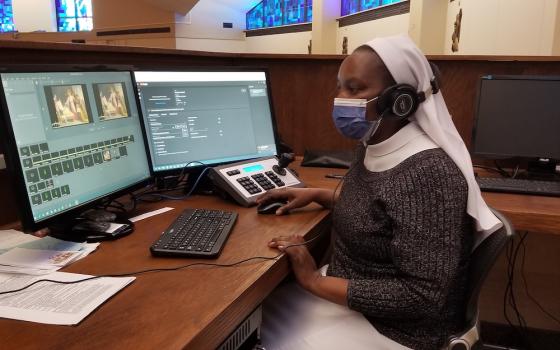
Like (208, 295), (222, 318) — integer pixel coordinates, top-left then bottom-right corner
(273, 153), (295, 176)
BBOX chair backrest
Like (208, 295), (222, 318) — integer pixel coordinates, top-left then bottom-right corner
(464, 208), (514, 325)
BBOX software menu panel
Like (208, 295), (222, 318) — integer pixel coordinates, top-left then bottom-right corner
(135, 71), (276, 171)
(1, 71), (151, 223)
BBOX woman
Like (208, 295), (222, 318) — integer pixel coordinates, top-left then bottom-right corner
(256, 35), (501, 350)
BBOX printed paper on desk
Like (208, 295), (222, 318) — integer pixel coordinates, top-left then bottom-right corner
(0, 230), (40, 254)
(0, 272), (135, 325)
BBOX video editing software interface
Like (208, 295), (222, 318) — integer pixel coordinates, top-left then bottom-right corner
(473, 76), (560, 160)
(1, 71), (151, 223)
(134, 71), (277, 172)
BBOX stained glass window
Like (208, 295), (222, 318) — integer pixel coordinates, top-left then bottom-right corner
(360, 0), (382, 11)
(247, 2), (264, 30)
(341, 0), (359, 16)
(56, 0), (93, 32)
(264, 0), (283, 27)
(0, 0), (15, 33)
(283, 0), (305, 25)
(305, 0), (313, 22)
(342, 0), (402, 16)
(246, 0), (312, 30)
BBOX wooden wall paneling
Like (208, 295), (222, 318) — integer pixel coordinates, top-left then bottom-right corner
(0, 48), (234, 68)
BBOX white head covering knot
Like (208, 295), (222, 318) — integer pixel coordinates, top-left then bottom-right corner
(367, 34), (502, 247)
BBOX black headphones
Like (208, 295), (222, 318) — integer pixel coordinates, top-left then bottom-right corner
(375, 71), (441, 119)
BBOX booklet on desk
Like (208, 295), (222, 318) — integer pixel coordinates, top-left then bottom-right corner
(0, 230), (99, 275)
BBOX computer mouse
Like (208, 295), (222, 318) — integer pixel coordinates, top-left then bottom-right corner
(257, 201), (287, 215)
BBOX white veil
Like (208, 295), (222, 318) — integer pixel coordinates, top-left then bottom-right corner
(367, 35), (502, 246)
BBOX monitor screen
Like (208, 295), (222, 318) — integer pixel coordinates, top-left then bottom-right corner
(134, 70), (277, 172)
(472, 75), (560, 160)
(0, 71), (151, 228)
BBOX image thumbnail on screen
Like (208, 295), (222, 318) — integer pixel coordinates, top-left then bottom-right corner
(93, 82), (130, 121)
(44, 84), (93, 128)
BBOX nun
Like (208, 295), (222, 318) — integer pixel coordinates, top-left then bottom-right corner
(256, 35), (501, 350)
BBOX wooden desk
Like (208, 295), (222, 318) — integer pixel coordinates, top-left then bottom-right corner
(1, 163), (559, 349)
(482, 192), (560, 235)
(0, 164), (339, 350)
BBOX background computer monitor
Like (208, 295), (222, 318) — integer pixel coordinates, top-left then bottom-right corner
(134, 69), (278, 173)
(472, 75), (560, 164)
(0, 70), (152, 231)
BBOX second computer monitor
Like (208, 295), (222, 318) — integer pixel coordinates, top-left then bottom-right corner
(134, 70), (278, 172)
(472, 75), (560, 160)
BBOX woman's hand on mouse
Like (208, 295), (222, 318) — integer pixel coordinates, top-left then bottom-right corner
(268, 234), (320, 291)
(256, 187), (336, 215)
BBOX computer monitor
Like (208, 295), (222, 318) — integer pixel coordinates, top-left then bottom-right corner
(134, 69), (278, 173)
(0, 70), (152, 232)
(472, 75), (560, 173)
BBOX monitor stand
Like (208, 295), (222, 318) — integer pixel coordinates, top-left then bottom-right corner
(527, 158), (559, 181)
(48, 210), (134, 243)
(154, 168), (213, 195)
(183, 167), (214, 195)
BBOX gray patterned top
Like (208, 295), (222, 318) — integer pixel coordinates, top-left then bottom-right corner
(329, 146), (473, 350)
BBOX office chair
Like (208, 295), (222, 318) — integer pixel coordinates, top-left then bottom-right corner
(445, 208), (514, 350)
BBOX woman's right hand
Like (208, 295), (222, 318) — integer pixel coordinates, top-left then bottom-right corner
(256, 187), (323, 215)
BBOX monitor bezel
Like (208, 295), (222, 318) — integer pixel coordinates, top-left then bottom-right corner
(132, 66), (280, 176)
(0, 65), (154, 232)
(471, 74), (560, 160)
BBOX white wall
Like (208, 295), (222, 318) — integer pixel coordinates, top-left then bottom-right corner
(245, 31), (312, 54)
(311, 0), (340, 54)
(554, 3), (560, 55)
(12, 0), (57, 32)
(336, 13), (410, 54)
(408, 0), (447, 55)
(174, 0), (247, 53)
(445, 0), (560, 55)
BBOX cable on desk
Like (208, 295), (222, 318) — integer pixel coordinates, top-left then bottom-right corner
(520, 233), (560, 327)
(150, 160), (208, 194)
(503, 231), (532, 349)
(495, 159), (518, 178)
(473, 165), (509, 177)
(133, 166), (211, 202)
(0, 234), (325, 296)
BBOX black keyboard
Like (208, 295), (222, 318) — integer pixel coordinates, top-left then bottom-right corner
(150, 208), (237, 258)
(477, 177), (560, 197)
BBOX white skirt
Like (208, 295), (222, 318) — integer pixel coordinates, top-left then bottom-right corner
(259, 266), (411, 350)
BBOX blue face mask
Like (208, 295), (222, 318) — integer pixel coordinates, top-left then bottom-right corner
(332, 97), (379, 140)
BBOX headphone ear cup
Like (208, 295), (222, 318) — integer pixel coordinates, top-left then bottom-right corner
(376, 85), (396, 116)
(376, 84), (419, 119)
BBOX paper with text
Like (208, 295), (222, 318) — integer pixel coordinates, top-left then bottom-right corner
(0, 272), (134, 325)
